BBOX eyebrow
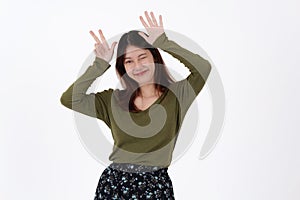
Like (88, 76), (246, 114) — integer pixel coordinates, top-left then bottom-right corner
(124, 53), (147, 59)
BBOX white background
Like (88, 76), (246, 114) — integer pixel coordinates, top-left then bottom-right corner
(1, 0), (299, 199)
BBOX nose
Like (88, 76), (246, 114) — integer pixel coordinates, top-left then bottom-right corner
(132, 60), (144, 71)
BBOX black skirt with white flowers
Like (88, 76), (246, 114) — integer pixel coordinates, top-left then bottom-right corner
(93, 162), (175, 200)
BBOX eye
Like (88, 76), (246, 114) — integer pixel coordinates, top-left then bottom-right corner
(125, 60), (132, 64)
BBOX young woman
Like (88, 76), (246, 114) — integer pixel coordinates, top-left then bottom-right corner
(60, 11), (211, 199)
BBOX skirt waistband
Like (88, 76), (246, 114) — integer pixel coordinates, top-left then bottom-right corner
(108, 162), (168, 173)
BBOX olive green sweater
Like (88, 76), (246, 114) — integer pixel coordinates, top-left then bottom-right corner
(60, 32), (211, 167)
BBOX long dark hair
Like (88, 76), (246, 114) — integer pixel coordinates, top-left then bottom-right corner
(114, 30), (175, 112)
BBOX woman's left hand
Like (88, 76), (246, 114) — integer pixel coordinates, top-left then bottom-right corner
(139, 11), (165, 45)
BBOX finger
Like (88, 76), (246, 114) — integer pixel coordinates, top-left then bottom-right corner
(138, 32), (148, 40)
(159, 15), (163, 27)
(139, 16), (149, 28)
(90, 30), (101, 43)
(98, 29), (109, 49)
(144, 11), (154, 27)
(150, 11), (158, 26)
(94, 43), (102, 49)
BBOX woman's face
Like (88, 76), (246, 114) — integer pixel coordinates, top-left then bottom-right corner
(123, 45), (155, 85)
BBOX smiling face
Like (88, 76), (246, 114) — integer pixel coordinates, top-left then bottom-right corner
(123, 45), (156, 86)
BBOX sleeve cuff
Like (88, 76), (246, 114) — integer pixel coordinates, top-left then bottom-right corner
(152, 32), (168, 48)
(94, 56), (111, 69)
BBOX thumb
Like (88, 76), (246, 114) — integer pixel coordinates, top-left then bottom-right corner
(138, 31), (148, 40)
(110, 41), (118, 50)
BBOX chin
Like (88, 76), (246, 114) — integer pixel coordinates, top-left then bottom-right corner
(131, 75), (155, 85)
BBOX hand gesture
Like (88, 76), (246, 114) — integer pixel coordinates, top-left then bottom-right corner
(139, 11), (165, 45)
(89, 29), (117, 63)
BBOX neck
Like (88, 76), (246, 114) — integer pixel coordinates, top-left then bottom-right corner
(139, 84), (158, 98)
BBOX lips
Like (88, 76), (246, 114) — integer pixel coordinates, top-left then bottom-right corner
(134, 70), (148, 76)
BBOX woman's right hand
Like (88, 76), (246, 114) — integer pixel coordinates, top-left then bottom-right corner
(89, 29), (117, 63)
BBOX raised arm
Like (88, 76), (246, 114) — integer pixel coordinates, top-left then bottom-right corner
(139, 11), (211, 92)
(60, 29), (117, 126)
(139, 11), (212, 117)
(152, 32), (211, 93)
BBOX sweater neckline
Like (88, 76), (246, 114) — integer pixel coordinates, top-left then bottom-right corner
(131, 88), (169, 114)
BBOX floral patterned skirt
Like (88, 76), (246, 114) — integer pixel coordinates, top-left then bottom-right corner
(93, 162), (175, 199)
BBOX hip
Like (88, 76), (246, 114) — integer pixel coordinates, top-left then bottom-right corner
(94, 162), (175, 199)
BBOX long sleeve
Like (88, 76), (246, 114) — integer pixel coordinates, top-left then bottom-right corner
(60, 57), (113, 127)
(152, 32), (212, 118)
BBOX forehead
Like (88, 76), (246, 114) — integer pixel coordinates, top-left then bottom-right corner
(124, 45), (149, 58)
